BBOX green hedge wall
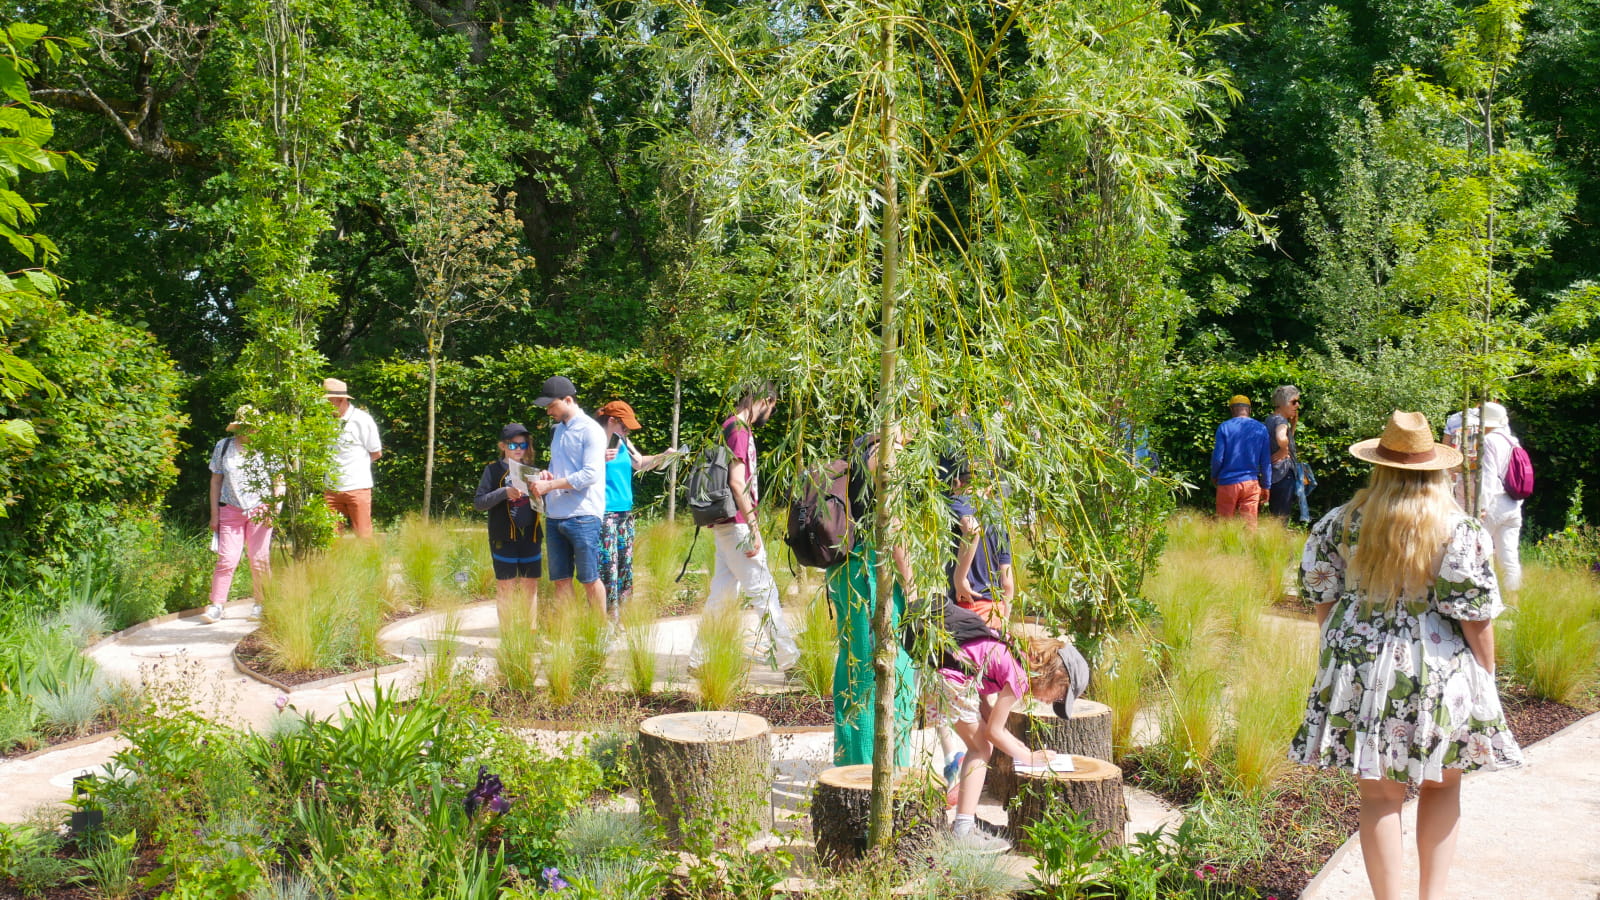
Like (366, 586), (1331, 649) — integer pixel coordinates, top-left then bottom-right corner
(1153, 354), (1598, 537)
(348, 347), (728, 521)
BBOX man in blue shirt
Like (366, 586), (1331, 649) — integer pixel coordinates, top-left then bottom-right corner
(531, 375), (608, 615)
(1211, 394), (1272, 527)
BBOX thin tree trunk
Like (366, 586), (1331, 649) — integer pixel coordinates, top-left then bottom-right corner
(424, 337), (438, 520)
(867, 17), (902, 850)
(669, 373), (682, 522)
(1473, 79), (1497, 521)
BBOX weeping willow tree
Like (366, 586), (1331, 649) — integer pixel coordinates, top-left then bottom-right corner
(648, 0), (1254, 845)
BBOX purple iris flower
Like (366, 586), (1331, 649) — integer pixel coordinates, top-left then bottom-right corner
(542, 867), (569, 891)
(464, 765), (510, 817)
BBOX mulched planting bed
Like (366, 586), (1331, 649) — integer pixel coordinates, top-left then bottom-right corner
(487, 688), (834, 729)
(233, 629), (403, 687)
(0, 715), (121, 761)
(1500, 688), (1591, 746)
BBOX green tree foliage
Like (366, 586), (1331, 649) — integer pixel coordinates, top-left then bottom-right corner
(223, 0), (347, 556)
(0, 23), (86, 462)
(380, 111), (532, 516)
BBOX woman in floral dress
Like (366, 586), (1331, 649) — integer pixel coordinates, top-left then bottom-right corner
(1290, 410), (1521, 900)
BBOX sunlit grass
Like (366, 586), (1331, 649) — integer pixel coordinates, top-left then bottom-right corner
(542, 602), (609, 707)
(1228, 623), (1317, 793)
(694, 605), (749, 710)
(793, 591), (836, 700)
(497, 603), (539, 694)
(620, 593), (658, 696)
(1160, 630), (1227, 765)
(1501, 562), (1600, 704)
(637, 517), (695, 610)
(1094, 631), (1154, 759)
(391, 513), (455, 609)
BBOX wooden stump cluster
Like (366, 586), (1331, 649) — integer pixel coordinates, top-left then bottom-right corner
(637, 711), (771, 849)
(990, 698), (1114, 803)
(811, 764), (942, 866)
(1009, 755), (1127, 851)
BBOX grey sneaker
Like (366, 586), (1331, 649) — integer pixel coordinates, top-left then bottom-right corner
(250, 603), (264, 621)
(952, 827), (1010, 854)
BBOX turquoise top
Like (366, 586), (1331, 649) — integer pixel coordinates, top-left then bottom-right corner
(605, 437), (635, 513)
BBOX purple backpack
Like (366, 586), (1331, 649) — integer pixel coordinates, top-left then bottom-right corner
(1501, 437), (1535, 500)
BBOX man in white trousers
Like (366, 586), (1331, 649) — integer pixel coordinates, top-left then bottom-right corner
(687, 383), (800, 675)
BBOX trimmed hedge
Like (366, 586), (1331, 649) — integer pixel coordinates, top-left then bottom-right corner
(349, 347), (727, 521)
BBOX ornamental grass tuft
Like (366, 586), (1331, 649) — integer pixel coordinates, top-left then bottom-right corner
(1501, 562), (1600, 704)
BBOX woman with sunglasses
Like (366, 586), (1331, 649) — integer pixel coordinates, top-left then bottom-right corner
(474, 423), (544, 631)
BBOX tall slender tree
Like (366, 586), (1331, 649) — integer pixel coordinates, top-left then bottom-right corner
(656, 0), (1248, 845)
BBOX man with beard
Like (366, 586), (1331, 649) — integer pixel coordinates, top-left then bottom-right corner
(687, 383), (800, 675)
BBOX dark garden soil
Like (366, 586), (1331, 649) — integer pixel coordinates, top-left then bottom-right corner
(1499, 687), (1591, 746)
(488, 688), (834, 729)
(233, 629), (403, 687)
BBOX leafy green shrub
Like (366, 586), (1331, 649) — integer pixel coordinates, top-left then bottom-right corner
(0, 822), (80, 898)
(0, 692), (38, 753)
(0, 304), (185, 585)
(1501, 562), (1600, 703)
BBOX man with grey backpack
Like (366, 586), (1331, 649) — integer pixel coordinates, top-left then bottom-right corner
(686, 383), (800, 675)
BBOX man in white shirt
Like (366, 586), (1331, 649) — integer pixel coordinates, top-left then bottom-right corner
(1476, 402), (1524, 592)
(323, 378), (383, 537)
(531, 375), (608, 616)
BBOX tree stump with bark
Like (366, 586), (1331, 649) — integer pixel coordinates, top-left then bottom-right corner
(811, 764), (942, 867)
(638, 711), (771, 848)
(1009, 755), (1126, 851)
(990, 698), (1114, 802)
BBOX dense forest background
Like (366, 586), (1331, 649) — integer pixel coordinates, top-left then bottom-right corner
(1, 0), (1596, 581)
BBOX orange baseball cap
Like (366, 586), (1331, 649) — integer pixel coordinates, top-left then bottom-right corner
(596, 400), (642, 430)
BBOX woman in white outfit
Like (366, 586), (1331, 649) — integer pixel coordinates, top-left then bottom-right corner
(1476, 402), (1524, 593)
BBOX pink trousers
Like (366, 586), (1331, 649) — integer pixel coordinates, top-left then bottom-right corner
(211, 504), (273, 605)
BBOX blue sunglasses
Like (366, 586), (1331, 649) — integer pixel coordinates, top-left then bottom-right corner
(507, 441), (529, 450)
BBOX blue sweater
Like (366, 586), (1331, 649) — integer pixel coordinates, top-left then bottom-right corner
(1211, 416), (1272, 487)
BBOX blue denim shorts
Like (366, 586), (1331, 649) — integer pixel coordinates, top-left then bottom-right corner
(545, 515), (601, 584)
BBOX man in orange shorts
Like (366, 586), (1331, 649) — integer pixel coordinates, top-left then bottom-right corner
(1211, 394), (1271, 527)
(323, 378), (383, 537)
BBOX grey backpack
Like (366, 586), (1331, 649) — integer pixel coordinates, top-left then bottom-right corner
(685, 444), (737, 527)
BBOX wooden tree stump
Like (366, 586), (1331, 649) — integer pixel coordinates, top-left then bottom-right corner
(811, 764), (942, 867)
(990, 698), (1114, 802)
(638, 711), (771, 849)
(1009, 755), (1126, 851)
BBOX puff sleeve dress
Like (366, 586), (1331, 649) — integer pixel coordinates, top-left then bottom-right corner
(1289, 507), (1523, 783)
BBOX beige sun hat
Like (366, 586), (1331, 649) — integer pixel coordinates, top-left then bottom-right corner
(1349, 410), (1463, 471)
(323, 377), (351, 399)
(225, 404), (259, 433)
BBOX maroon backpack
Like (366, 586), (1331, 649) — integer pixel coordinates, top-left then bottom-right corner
(1502, 437), (1535, 501)
(784, 459), (853, 569)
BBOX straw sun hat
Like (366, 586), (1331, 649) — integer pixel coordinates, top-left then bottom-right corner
(1348, 411), (1462, 471)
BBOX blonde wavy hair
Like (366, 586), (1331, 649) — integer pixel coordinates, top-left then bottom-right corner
(1339, 465), (1461, 606)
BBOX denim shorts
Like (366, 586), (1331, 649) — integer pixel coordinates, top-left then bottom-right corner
(545, 515), (601, 584)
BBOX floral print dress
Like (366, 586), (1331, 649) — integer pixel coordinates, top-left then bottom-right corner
(1289, 506), (1523, 783)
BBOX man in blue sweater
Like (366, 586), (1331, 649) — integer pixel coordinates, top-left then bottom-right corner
(1211, 394), (1272, 527)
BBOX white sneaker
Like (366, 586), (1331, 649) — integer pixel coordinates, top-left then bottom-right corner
(250, 603), (263, 621)
(952, 827), (1010, 854)
(197, 605), (223, 624)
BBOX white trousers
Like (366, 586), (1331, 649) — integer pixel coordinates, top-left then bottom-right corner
(688, 522), (800, 670)
(1483, 505), (1523, 592)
